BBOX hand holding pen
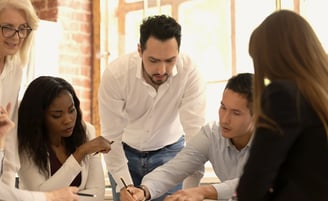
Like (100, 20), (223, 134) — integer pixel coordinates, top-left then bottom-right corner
(73, 136), (112, 163)
(120, 177), (133, 194)
(93, 140), (114, 155)
(119, 177), (137, 201)
(120, 178), (147, 201)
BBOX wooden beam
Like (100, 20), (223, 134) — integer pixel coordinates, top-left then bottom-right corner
(230, 0), (236, 76)
(91, 0), (101, 136)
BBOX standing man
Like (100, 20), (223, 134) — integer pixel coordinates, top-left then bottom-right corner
(98, 15), (207, 201)
(121, 73), (255, 201)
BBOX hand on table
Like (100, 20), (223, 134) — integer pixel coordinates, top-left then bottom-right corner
(45, 186), (79, 201)
(164, 186), (212, 201)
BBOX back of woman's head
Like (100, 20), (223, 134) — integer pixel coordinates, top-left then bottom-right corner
(0, 0), (39, 65)
(250, 10), (328, 83)
(250, 10), (328, 137)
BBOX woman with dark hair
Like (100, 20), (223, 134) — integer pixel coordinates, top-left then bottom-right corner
(0, 104), (79, 201)
(17, 76), (112, 201)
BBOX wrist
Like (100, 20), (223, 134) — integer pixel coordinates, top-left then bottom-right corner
(72, 146), (85, 162)
(137, 185), (150, 201)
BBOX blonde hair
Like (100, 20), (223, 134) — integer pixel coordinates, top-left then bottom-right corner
(0, 0), (39, 66)
(250, 10), (328, 138)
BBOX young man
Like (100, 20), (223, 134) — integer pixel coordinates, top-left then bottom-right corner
(121, 73), (254, 201)
(98, 15), (207, 201)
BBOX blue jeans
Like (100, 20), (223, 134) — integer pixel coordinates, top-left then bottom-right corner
(109, 136), (184, 201)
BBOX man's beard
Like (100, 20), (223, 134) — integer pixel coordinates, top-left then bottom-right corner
(148, 73), (169, 85)
(143, 66), (169, 86)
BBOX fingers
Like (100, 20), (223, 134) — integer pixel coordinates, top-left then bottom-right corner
(0, 105), (15, 135)
(0, 103), (12, 115)
(120, 186), (145, 201)
(69, 186), (79, 194)
(164, 190), (194, 201)
(120, 188), (135, 201)
(95, 136), (113, 153)
(0, 107), (6, 115)
(5, 103), (11, 114)
(68, 187), (79, 201)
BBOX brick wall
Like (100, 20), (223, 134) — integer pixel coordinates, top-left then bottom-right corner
(31, 0), (93, 122)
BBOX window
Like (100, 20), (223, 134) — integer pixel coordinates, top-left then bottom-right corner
(99, 0), (328, 184)
(100, 0), (328, 122)
(21, 20), (61, 100)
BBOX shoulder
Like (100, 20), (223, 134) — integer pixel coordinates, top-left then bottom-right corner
(84, 121), (96, 139)
(262, 80), (310, 121)
(176, 53), (199, 72)
(101, 52), (141, 86)
(103, 52), (141, 79)
(264, 80), (298, 95)
(262, 80), (300, 105)
(104, 52), (140, 75)
(202, 121), (219, 132)
(201, 121), (222, 139)
(175, 53), (204, 85)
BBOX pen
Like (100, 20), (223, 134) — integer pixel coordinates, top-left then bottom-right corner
(77, 192), (96, 197)
(120, 177), (132, 194)
(93, 141), (114, 156)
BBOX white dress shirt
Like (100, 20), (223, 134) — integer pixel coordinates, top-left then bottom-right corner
(0, 59), (23, 186)
(0, 150), (45, 201)
(98, 52), (207, 189)
(18, 123), (105, 201)
(142, 121), (253, 201)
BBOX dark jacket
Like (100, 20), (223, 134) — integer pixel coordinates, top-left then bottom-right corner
(237, 80), (328, 201)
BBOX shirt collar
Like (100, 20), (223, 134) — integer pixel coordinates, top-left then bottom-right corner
(226, 132), (255, 151)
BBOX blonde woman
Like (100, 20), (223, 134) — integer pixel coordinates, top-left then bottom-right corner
(237, 10), (328, 201)
(0, 0), (39, 186)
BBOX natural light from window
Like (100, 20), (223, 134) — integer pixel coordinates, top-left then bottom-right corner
(101, 0), (328, 122)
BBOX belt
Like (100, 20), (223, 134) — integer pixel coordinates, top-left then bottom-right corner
(122, 137), (182, 156)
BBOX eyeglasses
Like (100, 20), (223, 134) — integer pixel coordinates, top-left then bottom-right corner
(0, 25), (32, 39)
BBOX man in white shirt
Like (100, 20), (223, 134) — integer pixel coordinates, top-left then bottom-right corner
(121, 73), (254, 201)
(98, 15), (206, 201)
(0, 104), (79, 201)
